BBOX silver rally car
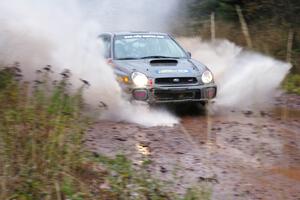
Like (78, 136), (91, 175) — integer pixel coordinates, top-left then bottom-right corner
(99, 32), (217, 104)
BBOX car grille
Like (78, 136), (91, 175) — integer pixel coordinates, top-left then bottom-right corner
(154, 89), (201, 101)
(155, 77), (197, 85)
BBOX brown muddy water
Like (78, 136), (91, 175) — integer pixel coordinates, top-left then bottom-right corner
(86, 98), (300, 200)
(273, 106), (300, 120)
(180, 105), (300, 199)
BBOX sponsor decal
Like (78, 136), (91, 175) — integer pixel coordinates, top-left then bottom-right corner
(123, 35), (165, 39)
(156, 69), (190, 74)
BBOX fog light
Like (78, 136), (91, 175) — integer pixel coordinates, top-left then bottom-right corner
(206, 88), (216, 99)
(133, 89), (148, 101)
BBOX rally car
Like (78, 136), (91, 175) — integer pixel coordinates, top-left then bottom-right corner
(99, 32), (217, 104)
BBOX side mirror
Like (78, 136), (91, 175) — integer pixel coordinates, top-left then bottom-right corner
(187, 51), (192, 58)
(106, 58), (115, 67)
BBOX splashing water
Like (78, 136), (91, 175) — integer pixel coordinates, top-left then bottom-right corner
(0, 1), (290, 126)
(178, 38), (291, 110)
(0, 0), (179, 126)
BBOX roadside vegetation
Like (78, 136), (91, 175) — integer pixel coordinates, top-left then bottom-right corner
(283, 74), (300, 95)
(0, 65), (211, 200)
(177, 0), (299, 71)
(175, 0), (299, 94)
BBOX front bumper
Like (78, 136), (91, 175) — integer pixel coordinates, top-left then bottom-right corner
(131, 84), (217, 103)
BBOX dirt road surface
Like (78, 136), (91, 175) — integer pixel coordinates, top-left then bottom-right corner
(86, 94), (300, 200)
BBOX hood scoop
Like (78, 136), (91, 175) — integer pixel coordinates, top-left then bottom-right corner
(150, 59), (178, 66)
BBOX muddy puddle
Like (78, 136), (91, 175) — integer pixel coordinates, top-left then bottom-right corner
(177, 104), (300, 199)
(86, 101), (300, 199)
(271, 167), (300, 181)
(272, 106), (300, 120)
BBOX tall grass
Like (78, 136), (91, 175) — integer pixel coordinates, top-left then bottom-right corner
(0, 65), (91, 199)
(282, 74), (300, 95)
(0, 65), (211, 200)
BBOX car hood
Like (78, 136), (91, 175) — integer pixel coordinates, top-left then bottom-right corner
(113, 58), (207, 78)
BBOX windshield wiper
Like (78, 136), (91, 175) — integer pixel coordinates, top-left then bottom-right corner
(140, 56), (180, 59)
(117, 57), (139, 60)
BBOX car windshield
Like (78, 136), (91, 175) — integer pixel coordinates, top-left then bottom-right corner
(114, 35), (187, 60)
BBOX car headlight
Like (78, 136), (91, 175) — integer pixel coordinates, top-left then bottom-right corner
(201, 70), (213, 84)
(131, 72), (148, 87)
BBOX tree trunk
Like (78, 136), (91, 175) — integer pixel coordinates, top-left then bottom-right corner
(236, 5), (252, 48)
(210, 12), (216, 41)
(286, 29), (294, 63)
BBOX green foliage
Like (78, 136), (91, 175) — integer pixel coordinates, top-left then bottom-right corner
(0, 66), (89, 199)
(283, 74), (300, 95)
(183, 186), (212, 200)
(0, 69), (13, 89)
(95, 154), (173, 199)
(61, 177), (85, 200)
(95, 154), (212, 200)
